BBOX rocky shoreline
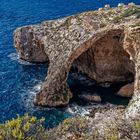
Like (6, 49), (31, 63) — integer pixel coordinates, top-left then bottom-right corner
(13, 3), (140, 139)
(14, 3), (139, 109)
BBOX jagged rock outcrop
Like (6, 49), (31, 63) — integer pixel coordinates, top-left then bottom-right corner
(14, 4), (140, 119)
(14, 26), (49, 62)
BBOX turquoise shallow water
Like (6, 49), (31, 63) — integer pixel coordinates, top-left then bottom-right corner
(0, 0), (140, 128)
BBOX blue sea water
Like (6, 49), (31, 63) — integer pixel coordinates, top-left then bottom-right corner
(0, 0), (140, 128)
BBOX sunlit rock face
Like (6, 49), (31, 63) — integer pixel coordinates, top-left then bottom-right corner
(124, 27), (140, 119)
(14, 26), (48, 63)
(14, 4), (140, 119)
(117, 82), (134, 97)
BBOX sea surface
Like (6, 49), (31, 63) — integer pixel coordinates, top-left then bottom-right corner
(0, 0), (140, 128)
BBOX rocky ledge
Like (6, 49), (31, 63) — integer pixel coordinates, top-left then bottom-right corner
(14, 4), (140, 119)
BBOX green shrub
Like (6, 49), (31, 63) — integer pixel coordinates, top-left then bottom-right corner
(105, 126), (120, 140)
(0, 114), (46, 140)
(121, 7), (140, 18)
(1, 114), (140, 140)
(113, 7), (140, 23)
(46, 117), (92, 140)
(132, 120), (140, 134)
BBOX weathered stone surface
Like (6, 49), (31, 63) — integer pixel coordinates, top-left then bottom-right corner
(124, 26), (140, 119)
(14, 26), (49, 62)
(73, 30), (135, 83)
(79, 93), (102, 103)
(14, 4), (140, 119)
(117, 82), (134, 97)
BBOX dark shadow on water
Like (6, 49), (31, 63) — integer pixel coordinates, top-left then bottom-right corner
(68, 73), (131, 106)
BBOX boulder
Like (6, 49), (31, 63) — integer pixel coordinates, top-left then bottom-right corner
(117, 83), (134, 97)
(79, 93), (102, 103)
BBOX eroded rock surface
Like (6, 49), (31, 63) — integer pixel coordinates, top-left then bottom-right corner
(117, 82), (134, 97)
(79, 93), (102, 103)
(14, 26), (49, 63)
(14, 4), (140, 119)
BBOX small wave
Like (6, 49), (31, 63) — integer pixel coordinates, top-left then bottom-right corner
(65, 102), (117, 117)
(29, 91), (37, 96)
(8, 53), (19, 61)
(66, 103), (92, 117)
(8, 53), (35, 65)
(20, 82), (43, 112)
(33, 83), (42, 91)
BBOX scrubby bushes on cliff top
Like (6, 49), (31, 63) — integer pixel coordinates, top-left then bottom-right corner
(1, 114), (140, 140)
(0, 114), (47, 140)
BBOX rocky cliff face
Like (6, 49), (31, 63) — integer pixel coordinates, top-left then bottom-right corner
(14, 26), (49, 62)
(14, 4), (140, 119)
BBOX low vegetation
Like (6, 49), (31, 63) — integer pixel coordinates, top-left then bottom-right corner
(46, 117), (93, 140)
(114, 7), (140, 23)
(1, 114), (140, 140)
(0, 114), (47, 140)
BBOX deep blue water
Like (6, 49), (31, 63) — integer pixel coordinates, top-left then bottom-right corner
(0, 0), (140, 128)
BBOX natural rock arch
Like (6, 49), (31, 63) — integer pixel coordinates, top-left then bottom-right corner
(14, 4), (140, 119)
(34, 28), (135, 108)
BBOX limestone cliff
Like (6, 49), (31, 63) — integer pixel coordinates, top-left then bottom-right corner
(14, 4), (140, 119)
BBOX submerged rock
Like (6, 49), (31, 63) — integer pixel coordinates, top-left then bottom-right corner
(14, 4), (140, 119)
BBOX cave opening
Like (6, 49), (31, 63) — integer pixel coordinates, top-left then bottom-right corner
(67, 30), (135, 106)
